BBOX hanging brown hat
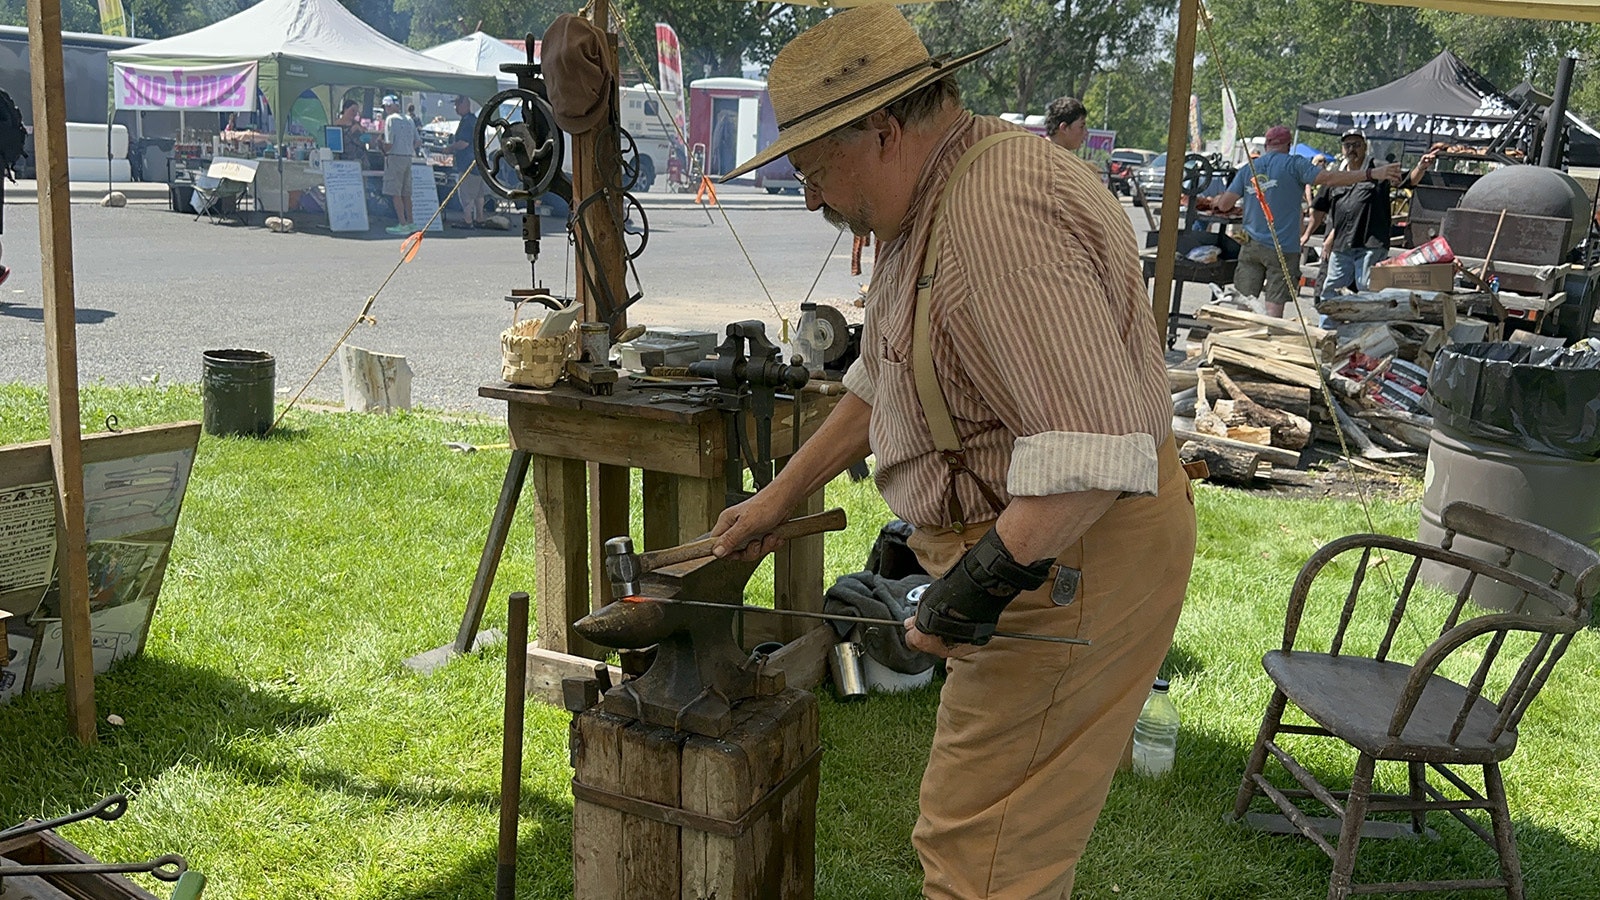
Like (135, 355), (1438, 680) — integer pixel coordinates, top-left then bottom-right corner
(722, 7), (1007, 181)
(543, 13), (613, 134)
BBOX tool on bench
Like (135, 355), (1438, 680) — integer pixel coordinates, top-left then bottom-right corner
(687, 321), (811, 506)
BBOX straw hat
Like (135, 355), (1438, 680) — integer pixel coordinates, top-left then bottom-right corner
(722, 7), (1007, 181)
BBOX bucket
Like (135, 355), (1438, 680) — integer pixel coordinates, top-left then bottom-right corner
(1419, 422), (1600, 611)
(201, 349), (276, 437)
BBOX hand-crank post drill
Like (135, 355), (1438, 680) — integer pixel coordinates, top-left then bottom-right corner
(688, 321), (810, 508)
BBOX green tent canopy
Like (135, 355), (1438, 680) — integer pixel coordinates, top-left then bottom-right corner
(106, 0), (496, 143)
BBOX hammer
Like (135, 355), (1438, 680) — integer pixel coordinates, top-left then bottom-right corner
(610, 508), (850, 589)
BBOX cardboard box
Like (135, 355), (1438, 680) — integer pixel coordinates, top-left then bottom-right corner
(1368, 262), (1455, 291)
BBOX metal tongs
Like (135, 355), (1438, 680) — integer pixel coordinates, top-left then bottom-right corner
(0, 794), (205, 897)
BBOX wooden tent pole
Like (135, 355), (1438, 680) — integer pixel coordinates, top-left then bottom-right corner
(1152, 0), (1200, 341)
(28, 0), (98, 743)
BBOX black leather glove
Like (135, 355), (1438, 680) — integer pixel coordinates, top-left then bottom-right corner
(914, 526), (1054, 646)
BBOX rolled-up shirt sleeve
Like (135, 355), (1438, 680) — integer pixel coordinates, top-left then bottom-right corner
(841, 357), (875, 406)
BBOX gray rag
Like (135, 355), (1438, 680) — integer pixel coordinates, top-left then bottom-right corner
(824, 571), (936, 674)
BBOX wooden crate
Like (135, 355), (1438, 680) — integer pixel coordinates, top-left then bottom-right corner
(570, 689), (820, 899)
(0, 828), (164, 899)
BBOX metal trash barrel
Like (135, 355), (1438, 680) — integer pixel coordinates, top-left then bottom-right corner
(1420, 342), (1600, 610)
(201, 349), (275, 437)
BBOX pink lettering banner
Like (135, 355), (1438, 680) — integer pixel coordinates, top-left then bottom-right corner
(112, 61), (258, 111)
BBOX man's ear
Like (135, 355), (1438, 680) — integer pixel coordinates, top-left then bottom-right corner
(866, 110), (901, 160)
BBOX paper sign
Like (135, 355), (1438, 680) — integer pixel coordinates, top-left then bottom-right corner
(322, 160), (369, 233)
(410, 163), (444, 232)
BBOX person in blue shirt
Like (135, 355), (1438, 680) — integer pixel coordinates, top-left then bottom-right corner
(447, 95), (486, 228)
(1212, 125), (1398, 316)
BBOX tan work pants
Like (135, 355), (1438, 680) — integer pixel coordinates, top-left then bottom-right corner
(909, 437), (1196, 899)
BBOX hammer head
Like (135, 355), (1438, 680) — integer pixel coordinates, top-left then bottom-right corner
(602, 536), (642, 600)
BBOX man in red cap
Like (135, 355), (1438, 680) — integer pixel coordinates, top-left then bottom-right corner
(1213, 125), (1399, 316)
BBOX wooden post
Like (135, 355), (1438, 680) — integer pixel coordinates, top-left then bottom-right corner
(572, 0), (628, 334)
(590, 462), (630, 610)
(28, 0), (96, 743)
(1152, 0), (1200, 342)
(534, 454), (600, 659)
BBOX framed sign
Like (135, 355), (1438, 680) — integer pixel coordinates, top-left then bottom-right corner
(0, 422), (201, 701)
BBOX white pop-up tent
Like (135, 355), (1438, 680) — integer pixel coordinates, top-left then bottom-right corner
(106, 0), (496, 140)
(423, 32), (524, 90)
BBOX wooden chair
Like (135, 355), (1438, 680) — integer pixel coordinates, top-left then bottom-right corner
(1231, 501), (1600, 900)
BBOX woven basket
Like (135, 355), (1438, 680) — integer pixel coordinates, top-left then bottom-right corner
(501, 319), (574, 388)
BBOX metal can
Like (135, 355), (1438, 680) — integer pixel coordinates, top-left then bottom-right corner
(578, 322), (610, 363)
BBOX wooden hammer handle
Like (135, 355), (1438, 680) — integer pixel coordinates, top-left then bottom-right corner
(638, 507), (848, 572)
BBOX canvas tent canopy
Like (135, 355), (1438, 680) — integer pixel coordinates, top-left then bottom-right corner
(106, 0), (495, 141)
(1297, 50), (1600, 165)
(423, 32), (524, 90)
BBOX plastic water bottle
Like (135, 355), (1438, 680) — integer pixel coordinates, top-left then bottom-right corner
(1132, 678), (1180, 777)
(794, 302), (822, 373)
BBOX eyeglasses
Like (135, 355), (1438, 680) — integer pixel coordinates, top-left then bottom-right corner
(791, 163), (824, 190)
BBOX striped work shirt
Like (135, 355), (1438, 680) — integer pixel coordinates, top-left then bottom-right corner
(840, 113), (1171, 530)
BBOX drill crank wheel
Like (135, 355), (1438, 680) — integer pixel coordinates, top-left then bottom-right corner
(619, 127), (645, 192)
(1180, 152), (1216, 196)
(474, 87), (563, 201)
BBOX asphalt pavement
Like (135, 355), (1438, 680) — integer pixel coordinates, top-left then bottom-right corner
(0, 184), (1209, 416)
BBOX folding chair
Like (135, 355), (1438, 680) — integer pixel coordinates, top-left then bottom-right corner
(192, 157), (258, 224)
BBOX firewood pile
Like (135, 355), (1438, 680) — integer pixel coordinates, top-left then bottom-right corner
(1168, 296), (1491, 487)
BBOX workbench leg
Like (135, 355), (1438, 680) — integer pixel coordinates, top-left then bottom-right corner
(453, 449), (532, 655)
(534, 454), (601, 659)
(590, 463), (630, 608)
(641, 472), (721, 550)
(773, 475), (827, 641)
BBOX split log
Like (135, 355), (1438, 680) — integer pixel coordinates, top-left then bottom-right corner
(1226, 424), (1273, 445)
(1195, 304), (1336, 346)
(1316, 292), (1475, 325)
(1179, 440), (1260, 486)
(1174, 427), (1300, 466)
(338, 345), (413, 413)
(1357, 408), (1434, 452)
(1216, 369), (1313, 450)
(1205, 331), (1321, 368)
(1193, 375), (1230, 439)
(1208, 345), (1322, 389)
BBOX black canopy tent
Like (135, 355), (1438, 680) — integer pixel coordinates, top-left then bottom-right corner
(1296, 50), (1600, 165)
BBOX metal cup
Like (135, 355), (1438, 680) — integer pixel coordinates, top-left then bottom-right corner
(828, 641), (868, 701)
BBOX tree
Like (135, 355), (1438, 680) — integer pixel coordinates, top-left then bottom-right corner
(1417, 12), (1600, 124)
(396, 0), (572, 50)
(611, 0), (786, 83)
(908, 0), (1175, 116)
(1193, 0), (1438, 143)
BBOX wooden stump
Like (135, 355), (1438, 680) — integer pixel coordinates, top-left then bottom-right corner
(571, 689), (820, 899)
(337, 345), (412, 413)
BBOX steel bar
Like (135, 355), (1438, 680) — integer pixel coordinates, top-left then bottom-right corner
(626, 597), (1091, 646)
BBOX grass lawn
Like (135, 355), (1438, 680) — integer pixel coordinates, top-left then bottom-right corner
(1, 383), (1597, 899)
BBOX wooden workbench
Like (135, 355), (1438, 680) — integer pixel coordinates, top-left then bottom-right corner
(464, 380), (840, 661)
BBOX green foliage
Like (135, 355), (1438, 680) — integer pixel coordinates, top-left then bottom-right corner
(909, 0), (1176, 116)
(1193, 0), (1438, 140)
(394, 0), (568, 51)
(2, 384), (1599, 898)
(611, 0), (787, 83)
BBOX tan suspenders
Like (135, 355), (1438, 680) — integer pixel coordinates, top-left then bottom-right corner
(911, 130), (1031, 531)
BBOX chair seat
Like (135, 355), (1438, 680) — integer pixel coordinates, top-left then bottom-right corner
(1264, 650), (1518, 763)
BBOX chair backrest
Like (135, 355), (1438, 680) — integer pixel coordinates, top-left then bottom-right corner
(1439, 501), (1600, 617)
(1288, 504), (1599, 745)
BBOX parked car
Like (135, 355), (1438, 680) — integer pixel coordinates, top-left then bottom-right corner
(1131, 152), (1232, 207)
(1108, 149), (1157, 196)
